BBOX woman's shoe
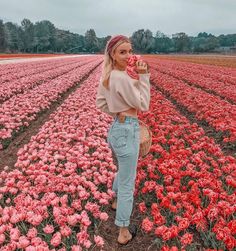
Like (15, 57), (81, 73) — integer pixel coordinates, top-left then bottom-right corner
(118, 225), (137, 245)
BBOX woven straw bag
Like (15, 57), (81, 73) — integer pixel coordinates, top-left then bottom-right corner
(139, 120), (152, 158)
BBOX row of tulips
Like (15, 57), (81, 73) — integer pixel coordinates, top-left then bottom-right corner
(0, 57), (95, 102)
(0, 59), (101, 149)
(146, 59), (236, 103)
(0, 67), (115, 250)
(0, 56), (76, 77)
(148, 68), (236, 143)
(134, 86), (236, 250)
(145, 54), (236, 71)
(145, 56), (236, 85)
(0, 56), (94, 85)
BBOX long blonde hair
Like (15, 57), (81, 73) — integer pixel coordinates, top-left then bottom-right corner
(101, 35), (131, 90)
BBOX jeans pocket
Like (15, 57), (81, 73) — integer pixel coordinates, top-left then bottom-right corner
(110, 127), (129, 156)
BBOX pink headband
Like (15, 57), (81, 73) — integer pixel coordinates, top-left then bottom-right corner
(106, 35), (130, 56)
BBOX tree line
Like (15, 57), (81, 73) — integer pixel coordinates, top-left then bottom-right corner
(0, 18), (236, 54)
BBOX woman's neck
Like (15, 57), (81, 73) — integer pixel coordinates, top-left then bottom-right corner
(113, 65), (126, 71)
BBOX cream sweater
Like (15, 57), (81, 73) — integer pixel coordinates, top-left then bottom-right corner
(96, 69), (151, 118)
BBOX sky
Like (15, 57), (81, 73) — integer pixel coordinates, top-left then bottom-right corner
(0, 0), (235, 38)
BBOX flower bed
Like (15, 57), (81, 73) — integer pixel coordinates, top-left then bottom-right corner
(0, 58), (95, 102)
(0, 59), (235, 250)
(149, 68), (236, 143)
(0, 57), (93, 84)
(0, 67), (115, 250)
(135, 88), (236, 250)
(147, 59), (236, 103)
(0, 59), (101, 149)
(145, 54), (236, 69)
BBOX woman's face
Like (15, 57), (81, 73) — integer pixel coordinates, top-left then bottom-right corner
(111, 42), (133, 70)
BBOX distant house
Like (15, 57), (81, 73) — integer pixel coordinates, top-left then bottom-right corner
(230, 45), (236, 53)
(213, 45), (236, 53)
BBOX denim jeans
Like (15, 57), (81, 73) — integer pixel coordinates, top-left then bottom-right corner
(107, 115), (140, 227)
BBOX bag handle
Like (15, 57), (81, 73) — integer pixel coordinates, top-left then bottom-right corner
(139, 120), (152, 138)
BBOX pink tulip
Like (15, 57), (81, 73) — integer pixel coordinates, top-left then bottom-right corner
(17, 236), (30, 248)
(27, 228), (38, 239)
(180, 233), (193, 246)
(10, 227), (20, 241)
(71, 245), (83, 251)
(142, 217), (154, 233)
(67, 215), (78, 226)
(99, 212), (108, 221)
(94, 235), (104, 247)
(50, 232), (61, 247)
(0, 233), (6, 244)
(0, 225), (7, 234)
(60, 225), (71, 237)
(43, 225), (54, 234)
(83, 239), (92, 249)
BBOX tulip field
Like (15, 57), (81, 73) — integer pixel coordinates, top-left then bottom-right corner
(0, 55), (235, 250)
(0, 54), (65, 59)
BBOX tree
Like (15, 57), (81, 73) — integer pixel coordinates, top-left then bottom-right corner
(0, 19), (6, 52)
(206, 36), (219, 51)
(97, 36), (111, 53)
(197, 32), (210, 38)
(155, 31), (173, 53)
(192, 37), (207, 52)
(0, 18), (235, 54)
(131, 29), (155, 53)
(192, 35), (219, 52)
(84, 29), (99, 53)
(172, 32), (191, 52)
(218, 34), (236, 47)
(54, 30), (86, 53)
(4, 22), (21, 52)
(33, 20), (56, 53)
(21, 18), (34, 52)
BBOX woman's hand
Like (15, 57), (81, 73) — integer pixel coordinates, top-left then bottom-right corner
(135, 60), (149, 74)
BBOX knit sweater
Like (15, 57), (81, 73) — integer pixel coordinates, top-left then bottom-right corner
(96, 69), (151, 118)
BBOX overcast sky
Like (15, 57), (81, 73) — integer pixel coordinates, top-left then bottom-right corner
(0, 0), (235, 37)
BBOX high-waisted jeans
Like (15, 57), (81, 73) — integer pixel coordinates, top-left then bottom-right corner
(107, 115), (140, 227)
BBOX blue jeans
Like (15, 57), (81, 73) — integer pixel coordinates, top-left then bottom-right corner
(107, 115), (140, 227)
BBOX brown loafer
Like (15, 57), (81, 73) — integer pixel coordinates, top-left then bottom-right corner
(118, 225), (137, 245)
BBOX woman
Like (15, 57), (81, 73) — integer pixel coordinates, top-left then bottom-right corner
(96, 34), (151, 245)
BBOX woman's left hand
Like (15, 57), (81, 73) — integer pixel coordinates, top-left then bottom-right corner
(135, 60), (149, 74)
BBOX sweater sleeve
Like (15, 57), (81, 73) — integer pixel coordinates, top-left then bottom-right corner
(96, 79), (117, 118)
(116, 73), (151, 111)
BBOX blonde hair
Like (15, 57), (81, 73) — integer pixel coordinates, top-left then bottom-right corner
(101, 36), (131, 90)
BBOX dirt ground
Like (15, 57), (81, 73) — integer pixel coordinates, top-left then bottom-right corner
(91, 200), (159, 251)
